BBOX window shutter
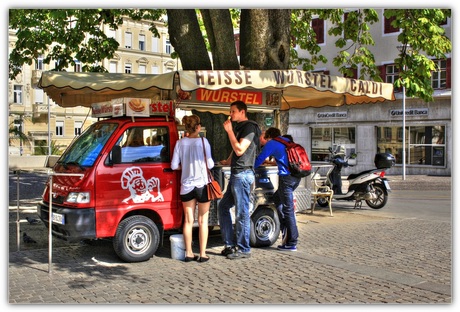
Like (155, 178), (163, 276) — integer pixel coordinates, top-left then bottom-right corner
(446, 58), (451, 88)
(378, 65), (386, 81)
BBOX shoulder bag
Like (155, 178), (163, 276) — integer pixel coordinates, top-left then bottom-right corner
(201, 137), (223, 200)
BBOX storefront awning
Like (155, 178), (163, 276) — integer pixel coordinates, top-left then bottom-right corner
(38, 70), (395, 110)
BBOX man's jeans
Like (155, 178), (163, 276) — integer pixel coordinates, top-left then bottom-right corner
(273, 174), (301, 246)
(218, 169), (255, 253)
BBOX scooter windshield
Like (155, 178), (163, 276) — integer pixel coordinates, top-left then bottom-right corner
(57, 123), (118, 168)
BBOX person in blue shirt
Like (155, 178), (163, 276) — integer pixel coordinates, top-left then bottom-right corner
(254, 127), (301, 251)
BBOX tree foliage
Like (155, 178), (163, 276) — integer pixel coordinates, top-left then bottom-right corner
(9, 9), (165, 76)
(9, 8), (451, 102)
(9, 120), (30, 146)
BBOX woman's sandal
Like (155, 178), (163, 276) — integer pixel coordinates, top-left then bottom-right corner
(184, 255), (200, 262)
(197, 256), (210, 263)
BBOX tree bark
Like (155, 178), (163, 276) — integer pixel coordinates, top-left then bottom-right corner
(201, 9), (240, 70)
(240, 9), (291, 70)
(166, 9), (212, 70)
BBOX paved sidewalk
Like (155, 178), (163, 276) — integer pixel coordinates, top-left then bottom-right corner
(7, 174), (452, 304)
(8, 212), (452, 304)
(384, 174), (451, 191)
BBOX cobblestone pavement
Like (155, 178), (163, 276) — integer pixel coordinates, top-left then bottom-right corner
(7, 172), (453, 304)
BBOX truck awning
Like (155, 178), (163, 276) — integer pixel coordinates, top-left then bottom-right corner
(38, 70), (395, 110)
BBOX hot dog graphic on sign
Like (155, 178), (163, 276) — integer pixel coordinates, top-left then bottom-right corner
(111, 97), (150, 117)
(121, 166), (164, 203)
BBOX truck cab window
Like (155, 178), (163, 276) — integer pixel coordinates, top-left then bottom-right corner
(117, 126), (168, 163)
(58, 122), (118, 168)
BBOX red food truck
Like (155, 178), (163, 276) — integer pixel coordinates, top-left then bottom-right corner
(36, 70), (394, 262)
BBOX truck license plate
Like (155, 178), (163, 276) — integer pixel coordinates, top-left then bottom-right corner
(52, 212), (65, 224)
(383, 180), (391, 191)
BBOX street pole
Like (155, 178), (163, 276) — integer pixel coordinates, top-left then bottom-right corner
(398, 44), (410, 181)
(402, 83), (406, 181)
(48, 96), (51, 156)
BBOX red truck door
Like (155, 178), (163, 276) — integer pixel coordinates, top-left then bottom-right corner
(94, 124), (181, 237)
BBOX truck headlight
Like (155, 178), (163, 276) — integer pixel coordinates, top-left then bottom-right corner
(67, 192), (90, 203)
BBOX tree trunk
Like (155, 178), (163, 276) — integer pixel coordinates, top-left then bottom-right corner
(240, 9), (291, 70)
(201, 9), (240, 70)
(166, 9), (212, 70)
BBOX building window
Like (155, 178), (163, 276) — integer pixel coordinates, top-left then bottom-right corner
(139, 34), (145, 51)
(56, 121), (64, 137)
(74, 60), (82, 72)
(385, 64), (399, 84)
(311, 69), (330, 75)
(138, 64), (146, 74)
(378, 127), (393, 141)
(36, 55), (44, 70)
(311, 127), (356, 162)
(312, 18), (325, 44)
(343, 11), (358, 40)
(151, 65), (159, 74)
(233, 33), (240, 56)
(343, 67), (358, 79)
(125, 63), (132, 74)
(125, 32), (132, 49)
(381, 64), (402, 92)
(165, 38), (172, 54)
(431, 59), (448, 89)
(383, 11), (399, 34)
(74, 121), (83, 136)
(107, 28), (116, 39)
(109, 61), (117, 73)
(377, 125), (446, 166)
(13, 85), (23, 104)
(34, 88), (44, 104)
(439, 17), (448, 26)
(152, 36), (159, 52)
(13, 119), (22, 136)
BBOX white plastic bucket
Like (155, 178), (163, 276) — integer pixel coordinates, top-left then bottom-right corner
(169, 234), (185, 261)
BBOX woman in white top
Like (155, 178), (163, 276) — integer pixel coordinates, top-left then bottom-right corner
(171, 114), (214, 262)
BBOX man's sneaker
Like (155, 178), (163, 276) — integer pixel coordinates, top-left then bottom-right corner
(227, 251), (251, 260)
(277, 244), (297, 251)
(221, 246), (236, 256)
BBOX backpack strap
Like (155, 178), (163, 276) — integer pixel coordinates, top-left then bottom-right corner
(273, 136), (292, 147)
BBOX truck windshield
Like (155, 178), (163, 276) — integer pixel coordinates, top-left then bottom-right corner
(58, 123), (118, 167)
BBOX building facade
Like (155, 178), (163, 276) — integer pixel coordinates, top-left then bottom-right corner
(8, 10), (452, 176)
(290, 9), (452, 176)
(8, 17), (178, 156)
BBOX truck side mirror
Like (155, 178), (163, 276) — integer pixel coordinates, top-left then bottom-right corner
(111, 145), (122, 164)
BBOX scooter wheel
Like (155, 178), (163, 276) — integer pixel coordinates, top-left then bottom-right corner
(365, 183), (388, 209)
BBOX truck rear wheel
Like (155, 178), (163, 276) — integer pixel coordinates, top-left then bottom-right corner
(113, 215), (160, 262)
(250, 207), (280, 247)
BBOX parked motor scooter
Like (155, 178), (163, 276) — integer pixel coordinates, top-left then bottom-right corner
(317, 145), (395, 209)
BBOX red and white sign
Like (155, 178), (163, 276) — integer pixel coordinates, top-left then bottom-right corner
(196, 88), (263, 105)
(112, 97), (151, 117)
(91, 101), (115, 118)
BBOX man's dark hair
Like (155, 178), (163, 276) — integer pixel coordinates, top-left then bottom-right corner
(265, 127), (281, 139)
(282, 134), (294, 142)
(231, 100), (247, 114)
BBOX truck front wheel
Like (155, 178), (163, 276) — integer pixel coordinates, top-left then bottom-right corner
(113, 215), (160, 262)
(250, 207), (280, 247)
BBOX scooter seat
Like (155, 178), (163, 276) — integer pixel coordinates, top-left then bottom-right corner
(348, 169), (375, 180)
